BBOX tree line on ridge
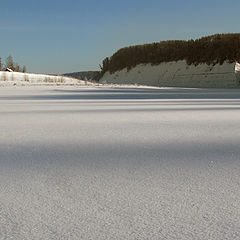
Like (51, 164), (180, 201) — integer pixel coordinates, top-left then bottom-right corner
(100, 33), (240, 76)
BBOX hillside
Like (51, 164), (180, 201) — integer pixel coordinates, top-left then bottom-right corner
(101, 61), (240, 88)
(100, 33), (240, 75)
(100, 33), (240, 88)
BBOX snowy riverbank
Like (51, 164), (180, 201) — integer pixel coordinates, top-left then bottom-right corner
(101, 60), (240, 88)
(0, 71), (89, 86)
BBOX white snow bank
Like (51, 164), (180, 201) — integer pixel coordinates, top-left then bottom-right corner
(0, 71), (90, 86)
(101, 60), (240, 88)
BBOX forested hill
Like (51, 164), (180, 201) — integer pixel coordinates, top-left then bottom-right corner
(100, 33), (240, 75)
(63, 71), (100, 81)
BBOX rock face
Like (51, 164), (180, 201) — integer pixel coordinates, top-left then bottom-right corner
(100, 61), (240, 88)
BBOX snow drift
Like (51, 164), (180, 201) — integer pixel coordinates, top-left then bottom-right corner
(100, 61), (240, 88)
(0, 71), (87, 86)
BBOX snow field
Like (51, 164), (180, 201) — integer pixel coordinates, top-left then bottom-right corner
(0, 86), (240, 239)
(0, 71), (87, 86)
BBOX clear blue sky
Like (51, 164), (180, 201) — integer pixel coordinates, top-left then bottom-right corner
(1, 0), (240, 74)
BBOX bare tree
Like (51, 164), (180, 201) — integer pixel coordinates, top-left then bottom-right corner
(15, 63), (20, 72)
(6, 55), (14, 70)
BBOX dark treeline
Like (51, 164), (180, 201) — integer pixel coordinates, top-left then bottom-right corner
(63, 71), (100, 81)
(100, 33), (240, 75)
(0, 55), (26, 72)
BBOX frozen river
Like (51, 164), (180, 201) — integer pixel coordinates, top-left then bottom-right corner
(0, 86), (240, 239)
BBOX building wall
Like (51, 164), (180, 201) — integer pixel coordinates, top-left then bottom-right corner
(100, 61), (239, 88)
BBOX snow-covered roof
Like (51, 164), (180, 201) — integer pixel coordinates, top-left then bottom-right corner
(235, 62), (240, 73)
(5, 68), (13, 72)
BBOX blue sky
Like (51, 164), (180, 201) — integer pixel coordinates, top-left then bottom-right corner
(1, 0), (240, 74)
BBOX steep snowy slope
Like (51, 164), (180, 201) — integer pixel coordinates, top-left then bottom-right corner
(101, 61), (240, 88)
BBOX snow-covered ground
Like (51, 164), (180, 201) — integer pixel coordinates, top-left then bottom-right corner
(0, 85), (240, 239)
(0, 71), (88, 86)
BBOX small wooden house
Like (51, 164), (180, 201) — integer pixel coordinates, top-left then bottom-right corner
(5, 68), (13, 72)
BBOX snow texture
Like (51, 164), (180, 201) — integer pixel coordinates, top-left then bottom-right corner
(0, 85), (240, 239)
